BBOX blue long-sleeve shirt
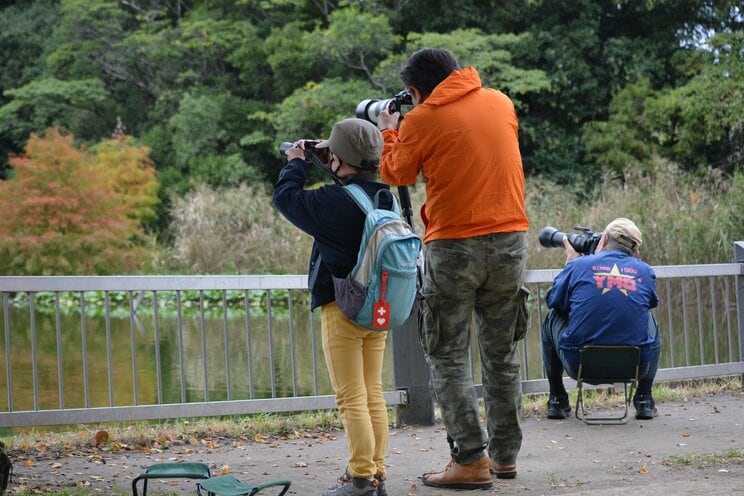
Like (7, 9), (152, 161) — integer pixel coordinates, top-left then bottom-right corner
(272, 158), (392, 309)
(546, 250), (659, 359)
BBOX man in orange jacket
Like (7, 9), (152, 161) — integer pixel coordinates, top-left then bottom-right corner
(377, 48), (529, 490)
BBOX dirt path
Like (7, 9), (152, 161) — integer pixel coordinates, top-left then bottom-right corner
(8, 392), (744, 495)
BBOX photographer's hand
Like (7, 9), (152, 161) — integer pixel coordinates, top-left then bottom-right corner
(286, 141), (306, 161)
(563, 237), (580, 264)
(377, 108), (401, 131)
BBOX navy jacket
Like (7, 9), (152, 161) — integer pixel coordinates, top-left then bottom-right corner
(272, 158), (393, 310)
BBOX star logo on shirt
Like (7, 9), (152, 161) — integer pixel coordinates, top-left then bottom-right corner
(593, 264), (637, 296)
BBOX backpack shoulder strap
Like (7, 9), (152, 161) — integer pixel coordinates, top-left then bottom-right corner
(373, 189), (401, 215)
(345, 184), (402, 216)
(343, 184), (374, 214)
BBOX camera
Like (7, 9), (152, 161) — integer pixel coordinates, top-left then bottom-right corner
(356, 89), (413, 124)
(279, 139), (327, 164)
(539, 226), (603, 256)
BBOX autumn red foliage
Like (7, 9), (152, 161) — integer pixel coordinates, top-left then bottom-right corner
(0, 129), (158, 274)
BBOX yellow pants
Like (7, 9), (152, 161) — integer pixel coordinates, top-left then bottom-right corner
(321, 302), (388, 479)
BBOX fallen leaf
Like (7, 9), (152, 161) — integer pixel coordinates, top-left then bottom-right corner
(639, 466), (648, 474)
(94, 430), (109, 446)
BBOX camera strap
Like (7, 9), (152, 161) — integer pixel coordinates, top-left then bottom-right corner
(306, 150), (342, 185)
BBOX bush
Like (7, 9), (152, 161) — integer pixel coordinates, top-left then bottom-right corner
(163, 162), (742, 276)
(526, 159), (743, 268)
(166, 183), (312, 274)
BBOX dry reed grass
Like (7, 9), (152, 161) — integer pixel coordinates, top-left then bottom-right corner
(164, 161), (743, 274)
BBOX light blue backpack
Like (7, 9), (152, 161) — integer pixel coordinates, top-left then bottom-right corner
(332, 184), (422, 331)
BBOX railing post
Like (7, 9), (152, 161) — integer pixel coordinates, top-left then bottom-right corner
(735, 241), (744, 388)
(392, 301), (435, 425)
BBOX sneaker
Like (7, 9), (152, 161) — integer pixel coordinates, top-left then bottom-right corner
(633, 394), (658, 419)
(547, 394), (571, 419)
(324, 469), (378, 496)
(374, 473), (387, 496)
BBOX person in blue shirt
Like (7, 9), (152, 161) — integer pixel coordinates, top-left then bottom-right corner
(541, 218), (662, 420)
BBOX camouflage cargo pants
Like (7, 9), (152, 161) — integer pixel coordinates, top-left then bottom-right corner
(420, 232), (529, 466)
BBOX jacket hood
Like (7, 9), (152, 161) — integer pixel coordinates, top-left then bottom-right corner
(425, 66), (482, 106)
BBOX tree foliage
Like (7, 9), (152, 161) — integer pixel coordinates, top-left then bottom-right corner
(0, 0), (741, 251)
(645, 32), (743, 173)
(0, 129), (158, 275)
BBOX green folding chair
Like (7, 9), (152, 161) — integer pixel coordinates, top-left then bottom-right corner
(197, 475), (292, 496)
(132, 462), (212, 496)
(575, 345), (640, 425)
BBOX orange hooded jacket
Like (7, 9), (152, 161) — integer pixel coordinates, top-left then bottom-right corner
(380, 66), (528, 243)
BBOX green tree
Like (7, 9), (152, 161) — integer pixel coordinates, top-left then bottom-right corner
(266, 77), (378, 148)
(314, 8), (399, 92)
(0, 0), (60, 177)
(403, 29), (550, 100)
(169, 91), (263, 187)
(582, 79), (657, 181)
(0, 78), (111, 146)
(512, 0), (742, 179)
(645, 32), (743, 173)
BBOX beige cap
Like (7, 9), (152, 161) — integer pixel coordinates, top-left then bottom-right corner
(316, 118), (383, 169)
(604, 218), (643, 250)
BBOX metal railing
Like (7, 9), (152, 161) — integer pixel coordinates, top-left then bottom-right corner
(1, 246), (743, 428)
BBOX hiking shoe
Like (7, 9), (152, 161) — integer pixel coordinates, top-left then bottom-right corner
(546, 394), (572, 419)
(633, 394), (658, 419)
(375, 472), (387, 496)
(421, 457), (493, 489)
(489, 460), (517, 479)
(324, 469), (378, 496)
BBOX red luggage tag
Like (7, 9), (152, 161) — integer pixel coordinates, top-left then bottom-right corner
(373, 271), (390, 330)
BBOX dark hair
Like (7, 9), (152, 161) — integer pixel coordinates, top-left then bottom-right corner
(400, 48), (460, 98)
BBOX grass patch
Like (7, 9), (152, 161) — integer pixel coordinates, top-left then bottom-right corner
(2, 377), (740, 455)
(520, 376), (742, 418)
(3, 410), (343, 456)
(547, 473), (586, 489)
(666, 448), (744, 468)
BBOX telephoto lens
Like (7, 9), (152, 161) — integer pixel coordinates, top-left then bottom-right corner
(356, 90), (412, 124)
(539, 226), (602, 255)
(355, 98), (394, 124)
(539, 226), (565, 248)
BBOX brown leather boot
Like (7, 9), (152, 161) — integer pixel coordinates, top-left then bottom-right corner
(489, 459), (517, 479)
(421, 457), (493, 489)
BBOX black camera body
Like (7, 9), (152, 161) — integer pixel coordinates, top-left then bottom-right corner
(539, 226), (602, 256)
(356, 89), (413, 124)
(279, 139), (341, 184)
(279, 139), (327, 164)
